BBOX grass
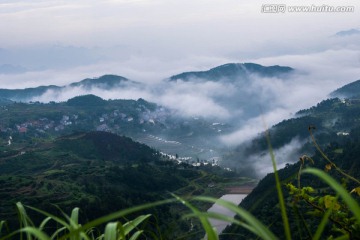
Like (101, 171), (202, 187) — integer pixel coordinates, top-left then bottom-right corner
(1, 169), (359, 239)
(265, 128), (291, 240)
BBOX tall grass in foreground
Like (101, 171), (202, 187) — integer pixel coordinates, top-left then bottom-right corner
(1, 130), (360, 239)
(1, 168), (358, 239)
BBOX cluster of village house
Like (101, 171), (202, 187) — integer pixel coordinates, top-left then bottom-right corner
(11, 115), (78, 134)
(0, 106), (170, 135)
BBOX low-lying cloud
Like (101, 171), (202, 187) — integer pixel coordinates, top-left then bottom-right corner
(1, 37), (360, 153)
(251, 137), (304, 178)
(6, 47), (359, 146)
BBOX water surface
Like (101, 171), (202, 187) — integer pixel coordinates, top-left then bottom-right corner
(207, 194), (247, 234)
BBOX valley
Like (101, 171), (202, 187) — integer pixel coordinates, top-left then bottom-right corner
(0, 65), (360, 239)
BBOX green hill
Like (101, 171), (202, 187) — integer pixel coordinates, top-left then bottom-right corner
(69, 74), (132, 90)
(0, 96), (231, 160)
(55, 131), (158, 163)
(222, 97), (360, 177)
(0, 130), (247, 238)
(66, 94), (108, 107)
(169, 63), (294, 82)
(222, 130), (360, 239)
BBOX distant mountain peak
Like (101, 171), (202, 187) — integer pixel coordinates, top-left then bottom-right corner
(0, 74), (137, 102)
(169, 62), (294, 82)
(69, 74), (134, 89)
(334, 28), (360, 37)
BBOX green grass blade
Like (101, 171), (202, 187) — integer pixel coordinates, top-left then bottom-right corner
(25, 205), (70, 229)
(59, 199), (175, 240)
(171, 194), (218, 240)
(39, 217), (52, 231)
(119, 222), (126, 240)
(0, 227), (48, 240)
(123, 214), (151, 236)
(16, 202), (34, 240)
(85, 227), (99, 238)
(194, 196), (278, 240)
(24, 205), (91, 240)
(70, 207), (80, 226)
(302, 168), (360, 221)
(96, 234), (104, 240)
(312, 204), (333, 240)
(144, 215), (162, 240)
(19, 227), (50, 240)
(79, 232), (91, 240)
(265, 130), (291, 240)
(50, 226), (67, 240)
(128, 230), (143, 240)
(184, 212), (256, 234)
(0, 221), (8, 236)
(16, 202), (33, 228)
(104, 222), (118, 240)
(333, 235), (350, 240)
(0, 232), (16, 240)
(68, 207), (82, 240)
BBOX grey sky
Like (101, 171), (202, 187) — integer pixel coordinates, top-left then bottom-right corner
(0, 0), (359, 76)
(0, 0), (359, 94)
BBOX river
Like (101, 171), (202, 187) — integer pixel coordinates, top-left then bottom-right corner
(206, 194), (247, 235)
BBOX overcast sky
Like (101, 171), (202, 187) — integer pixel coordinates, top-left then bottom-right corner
(0, 0), (359, 85)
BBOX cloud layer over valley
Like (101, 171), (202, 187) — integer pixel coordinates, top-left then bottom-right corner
(18, 47), (360, 148)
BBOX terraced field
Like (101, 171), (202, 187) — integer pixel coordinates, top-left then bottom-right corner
(135, 134), (223, 161)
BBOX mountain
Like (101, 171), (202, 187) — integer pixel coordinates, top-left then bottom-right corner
(220, 78), (360, 238)
(69, 74), (134, 90)
(0, 131), (181, 231)
(222, 130), (360, 239)
(0, 97), (13, 105)
(55, 131), (158, 163)
(168, 63), (295, 122)
(334, 28), (360, 37)
(222, 97), (355, 177)
(0, 63), (294, 103)
(0, 130), (248, 238)
(330, 79), (360, 98)
(0, 74), (136, 102)
(0, 85), (61, 101)
(0, 63), (295, 125)
(169, 63), (294, 82)
(0, 95), (231, 160)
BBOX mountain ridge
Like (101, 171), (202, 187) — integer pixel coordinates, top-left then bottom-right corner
(330, 79), (360, 98)
(0, 62), (295, 102)
(169, 63), (294, 82)
(0, 74), (135, 102)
